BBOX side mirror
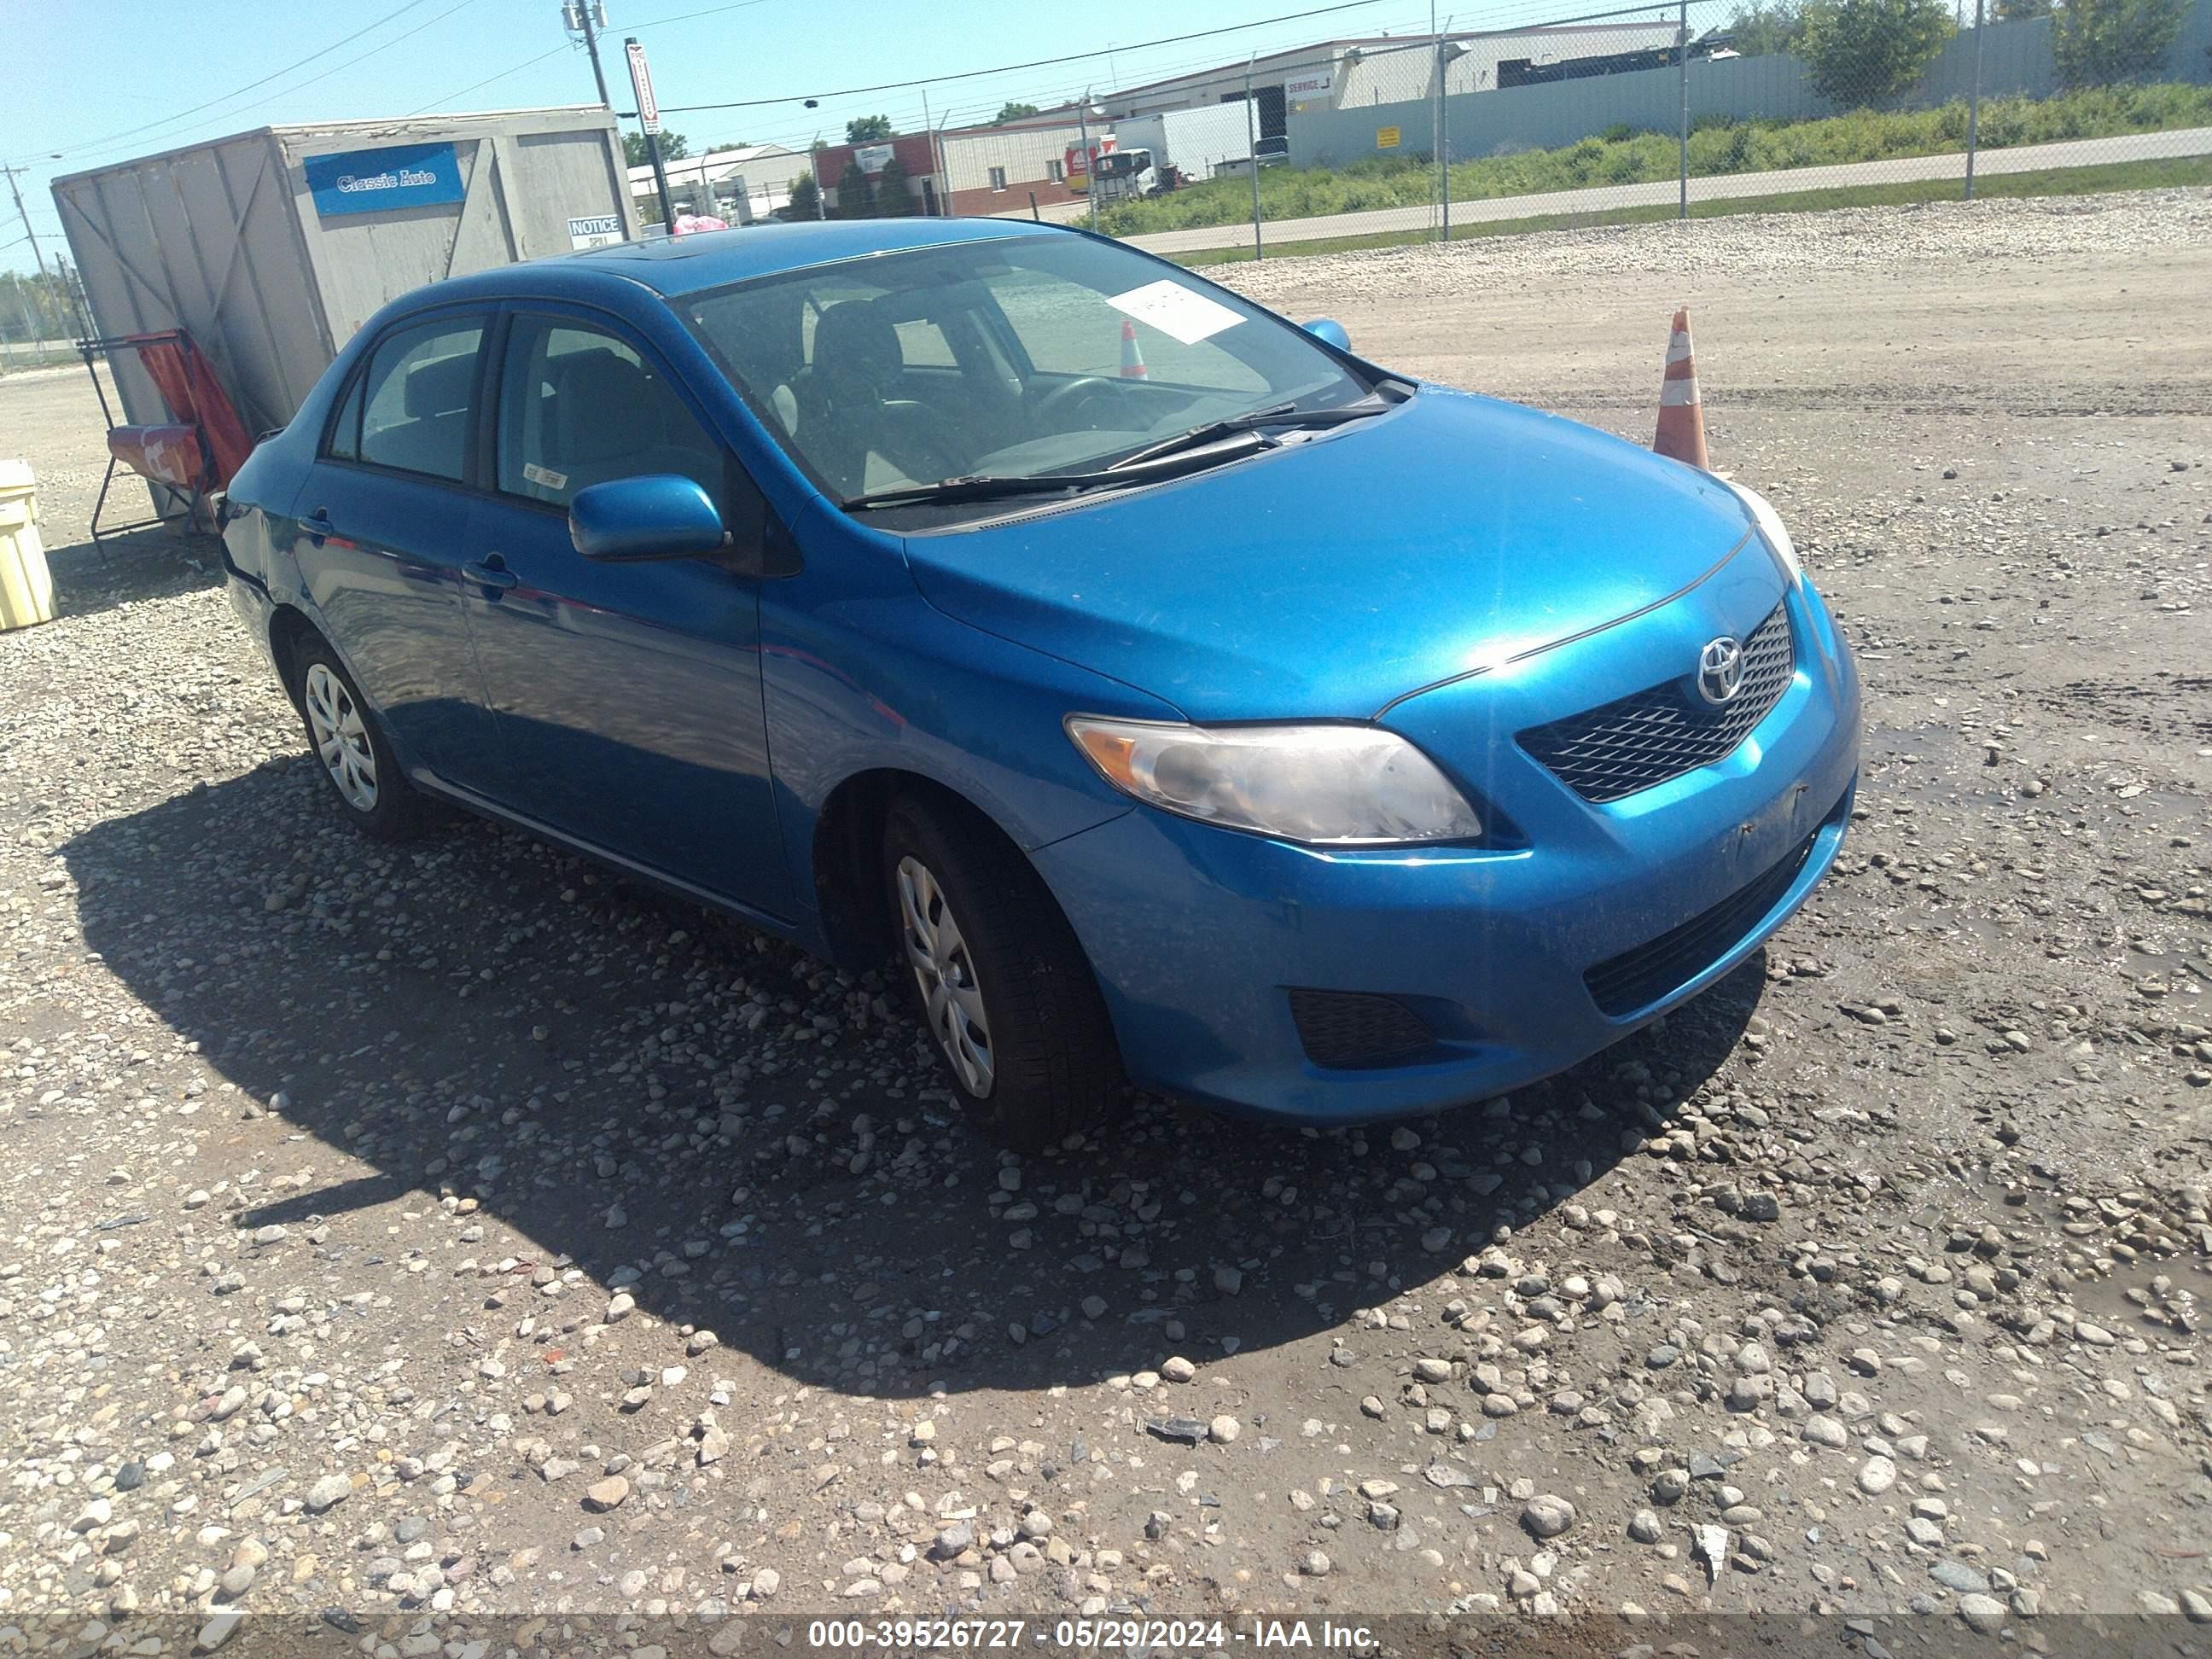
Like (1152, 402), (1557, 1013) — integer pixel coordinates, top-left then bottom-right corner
(1301, 317), (1351, 352)
(568, 475), (727, 562)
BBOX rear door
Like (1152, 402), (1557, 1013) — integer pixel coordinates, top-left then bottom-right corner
(289, 309), (500, 789)
(457, 306), (788, 917)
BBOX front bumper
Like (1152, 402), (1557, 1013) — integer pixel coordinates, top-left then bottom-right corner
(1032, 573), (1861, 1122)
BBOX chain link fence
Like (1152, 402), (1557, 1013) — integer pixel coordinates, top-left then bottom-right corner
(796, 0), (2209, 260)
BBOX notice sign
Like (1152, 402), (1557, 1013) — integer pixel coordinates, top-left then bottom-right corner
(568, 213), (626, 250)
(1105, 279), (1243, 346)
(305, 143), (464, 218)
(1375, 125), (1401, 149)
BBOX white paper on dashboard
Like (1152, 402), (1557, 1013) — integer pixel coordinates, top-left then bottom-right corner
(1104, 279), (1244, 346)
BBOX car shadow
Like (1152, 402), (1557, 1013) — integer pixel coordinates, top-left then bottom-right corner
(60, 756), (1763, 1400)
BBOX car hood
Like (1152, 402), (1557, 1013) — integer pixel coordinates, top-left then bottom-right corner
(899, 387), (1761, 720)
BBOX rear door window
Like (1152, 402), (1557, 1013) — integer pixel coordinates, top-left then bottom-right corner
(356, 317), (486, 483)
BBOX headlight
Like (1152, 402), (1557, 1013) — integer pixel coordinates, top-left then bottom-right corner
(1722, 479), (1803, 590)
(1065, 717), (1481, 846)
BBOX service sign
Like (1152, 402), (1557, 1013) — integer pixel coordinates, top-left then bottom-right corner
(568, 213), (626, 250)
(304, 143), (465, 219)
(1284, 70), (1334, 98)
(626, 38), (661, 134)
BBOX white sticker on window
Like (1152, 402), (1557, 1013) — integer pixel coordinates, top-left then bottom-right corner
(1104, 279), (1244, 346)
(523, 462), (568, 492)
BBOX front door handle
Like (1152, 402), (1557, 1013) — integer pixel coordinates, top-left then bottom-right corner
(302, 508), (334, 545)
(463, 553), (519, 592)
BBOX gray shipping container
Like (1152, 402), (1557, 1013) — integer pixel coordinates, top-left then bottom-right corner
(53, 107), (637, 442)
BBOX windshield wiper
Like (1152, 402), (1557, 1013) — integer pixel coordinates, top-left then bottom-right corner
(844, 428), (1275, 512)
(1105, 396), (1397, 472)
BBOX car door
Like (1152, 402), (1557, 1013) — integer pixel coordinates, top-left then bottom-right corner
(457, 306), (787, 917)
(291, 309), (500, 789)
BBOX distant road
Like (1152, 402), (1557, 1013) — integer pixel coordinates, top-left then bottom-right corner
(1121, 125), (2212, 255)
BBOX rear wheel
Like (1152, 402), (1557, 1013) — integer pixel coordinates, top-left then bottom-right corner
(882, 794), (1121, 1150)
(290, 637), (439, 841)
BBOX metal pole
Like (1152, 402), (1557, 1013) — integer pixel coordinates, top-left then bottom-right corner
(1079, 90), (1099, 232)
(1432, 3), (1444, 243)
(1245, 54), (1262, 262)
(574, 3), (613, 108)
(1677, 0), (1691, 220)
(1437, 15), (1454, 242)
(1965, 0), (1986, 200)
(921, 90), (945, 217)
(2, 167), (52, 284)
(626, 37), (676, 229)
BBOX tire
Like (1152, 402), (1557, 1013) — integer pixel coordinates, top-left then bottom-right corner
(289, 636), (439, 842)
(882, 792), (1122, 1150)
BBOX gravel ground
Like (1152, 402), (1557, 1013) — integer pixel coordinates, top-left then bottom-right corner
(2, 195), (2209, 1643)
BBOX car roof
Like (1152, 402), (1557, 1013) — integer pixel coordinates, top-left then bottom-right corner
(428, 216), (1074, 309)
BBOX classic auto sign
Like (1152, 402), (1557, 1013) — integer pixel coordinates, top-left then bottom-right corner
(304, 143), (465, 218)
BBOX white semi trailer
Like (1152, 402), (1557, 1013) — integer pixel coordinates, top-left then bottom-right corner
(1091, 104), (1260, 203)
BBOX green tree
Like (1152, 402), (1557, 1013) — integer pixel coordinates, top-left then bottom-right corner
(788, 172), (822, 218)
(2052, 0), (2186, 84)
(624, 130), (689, 166)
(1726, 1), (1807, 55)
(1796, 0), (1956, 103)
(845, 114), (894, 143)
(874, 156), (913, 216)
(836, 160), (874, 217)
(994, 101), (1042, 122)
(707, 139), (750, 152)
(1994, 0), (2052, 17)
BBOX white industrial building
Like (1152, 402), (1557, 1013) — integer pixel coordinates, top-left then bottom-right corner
(628, 142), (812, 222)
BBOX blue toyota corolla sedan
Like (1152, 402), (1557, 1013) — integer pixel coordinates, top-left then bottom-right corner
(219, 215), (1858, 1147)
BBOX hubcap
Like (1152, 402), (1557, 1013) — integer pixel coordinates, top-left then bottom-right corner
(303, 661), (378, 812)
(896, 854), (994, 1097)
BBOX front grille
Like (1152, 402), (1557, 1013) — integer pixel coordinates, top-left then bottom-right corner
(1521, 603), (1796, 803)
(1583, 826), (1819, 1017)
(1288, 988), (1435, 1069)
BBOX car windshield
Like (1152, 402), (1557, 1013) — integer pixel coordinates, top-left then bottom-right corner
(678, 233), (1373, 509)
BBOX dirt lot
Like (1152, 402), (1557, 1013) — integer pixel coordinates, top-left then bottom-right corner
(2, 191), (2209, 1644)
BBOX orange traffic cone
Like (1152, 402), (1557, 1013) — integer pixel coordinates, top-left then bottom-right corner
(1653, 307), (1708, 470)
(1119, 317), (1148, 380)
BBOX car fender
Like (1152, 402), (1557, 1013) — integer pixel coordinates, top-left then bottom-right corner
(761, 498), (1182, 916)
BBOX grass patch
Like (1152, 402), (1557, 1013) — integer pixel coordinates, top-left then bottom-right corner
(1099, 79), (2212, 239)
(1167, 154), (2212, 265)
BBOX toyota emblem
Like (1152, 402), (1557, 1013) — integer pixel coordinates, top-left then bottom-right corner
(1697, 636), (1745, 705)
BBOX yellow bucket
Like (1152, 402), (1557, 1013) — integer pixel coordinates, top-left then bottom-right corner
(0, 459), (54, 632)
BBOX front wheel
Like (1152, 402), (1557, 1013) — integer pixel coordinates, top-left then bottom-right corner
(882, 795), (1122, 1150)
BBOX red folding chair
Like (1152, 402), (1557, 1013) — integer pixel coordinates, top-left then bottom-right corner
(79, 330), (257, 542)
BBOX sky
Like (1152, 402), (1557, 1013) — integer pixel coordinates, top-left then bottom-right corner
(3, 0), (1628, 277)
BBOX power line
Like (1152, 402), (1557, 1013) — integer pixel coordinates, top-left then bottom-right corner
(20, 0), (449, 168)
(410, 0), (780, 119)
(408, 44), (577, 116)
(48, 0), (492, 174)
(649, 0), (1404, 114)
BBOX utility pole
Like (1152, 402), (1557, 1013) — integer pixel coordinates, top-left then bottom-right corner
(564, 1), (613, 108)
(2, 166), (53, 285)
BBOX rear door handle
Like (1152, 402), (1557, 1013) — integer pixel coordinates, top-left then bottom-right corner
(302, 508), (333, 545)
(463, 553), (519, 592)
